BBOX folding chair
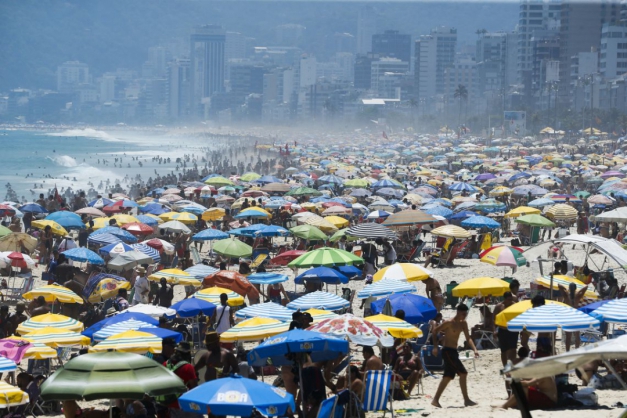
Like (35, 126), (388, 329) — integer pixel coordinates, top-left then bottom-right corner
(317, 395), (338, 418)
(250, 253), (268, 269)
(362, 370), (394, 418)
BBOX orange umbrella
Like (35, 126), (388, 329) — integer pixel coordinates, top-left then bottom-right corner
(202, 270), (260, 301)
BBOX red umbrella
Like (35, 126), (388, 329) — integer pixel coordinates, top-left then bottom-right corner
(121, 222), (154, 236)
(270, 250), (306, 266)
(7, 252), (26, 268)
(0, 205), (16, 217)
(102, 204), (123, 214)
(144, 238), (164, 252)
(202, 270), (259, 300)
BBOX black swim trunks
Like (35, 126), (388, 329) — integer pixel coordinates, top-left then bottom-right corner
(441, 347), (467, 379)
(497, 327), (519, 352)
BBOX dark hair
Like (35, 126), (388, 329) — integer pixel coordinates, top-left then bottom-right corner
(503, 291), (513, 299)
(395, 309), (406, 320)
(509, 279), (520, 291)
(531, 295), (545, 308)
(118, 289), (128, 297)
(362, 346), (374, 356)
(517, 346), (530, 359)
(288, 320), (301, 330)
(456, 303), (469, 312)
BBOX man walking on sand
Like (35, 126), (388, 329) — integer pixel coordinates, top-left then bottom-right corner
(431, 303), (478, 408)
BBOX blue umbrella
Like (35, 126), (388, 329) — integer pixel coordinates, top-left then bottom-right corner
(424, 206), (453, 218)
(287, 291), (350, 311)
(589, 299), (627, 324)
(255, 175), (283, 185)
(45, 212), (85, 229)
(508, 305), (600, 332)
(247, 329), (349, 367)
(370, 293), (437, 325)
(83, 312), (159, 339)
(295, 267), (348, 285)
(93, 319), (156, 342)
(372, 179), (402, 189)
(579, 299), (611, 315)
(87, 233), (122, 247)
(241, 224), (289, 237)
(527, 198), (555, 208)
(449, 210), (477, 220)
(62, 247), (105, 265)
(0, 357), (17, 372)
(99, 242), (134, 256)
(461, 215), (500, 229)
(90, 227), (138, 243)
(357, 279), (416, 299)
(334, 265), (362, 277)
(140, 203), (168, 216)
(248, 273), (289, 285)
(88, 198), (113, 208)
(192, 229), (229, 241)
(179, 375), (296, 416)
(138, 327), (183, 343)
(448, 182), (478, 192)
(19, 203), (47, 214)
(318, 174), (344, 185)
(135, 215), (159, 226)
(170, 298), (216, 318)
(180, 206), (205, 216)
(185, 264), (219, 279)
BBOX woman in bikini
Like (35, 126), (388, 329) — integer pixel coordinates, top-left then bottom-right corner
(423, 277), (444, 312)
(394, 342), (423, 396)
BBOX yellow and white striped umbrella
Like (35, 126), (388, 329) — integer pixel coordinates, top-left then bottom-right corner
(17, 313), (84, 334)
(159, 212), (198, 225)
(373, 263), (433, 282)
(193, 287), (245, 307)
(148, 269), (201, 286)
(219, 317), (289, 342)
(365, 314), (423, 339)
(430, 225), (471, 239)
(21, 327), (90, 347)
(546, 203), (578, 221)
(89, 330), (162, 354)
(0, 382), (29, 408)
(22, 284), (84, 304)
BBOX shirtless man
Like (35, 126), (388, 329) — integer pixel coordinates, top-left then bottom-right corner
(423, 277), (444, 312)
(362, 346), (384, 372)
(493, 292), (519, 366)
(431, 304), (478, 408)
(193, 331), (237, 382)
(499, 376), (557, 411)
(559, 282), (588, 351)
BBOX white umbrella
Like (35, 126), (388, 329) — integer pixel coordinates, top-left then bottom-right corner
(121, 303), (176, 318)
(160, 221), (191, 234)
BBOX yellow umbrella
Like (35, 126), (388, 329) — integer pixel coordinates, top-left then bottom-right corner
(365, 314), (423, 339)
(142, 213), (163, 224)
(193, 287), (245, 306)
(305, 308), (339, 323)
(546, 204), (578, 221)
(17, 313), (84, 334)
(238, 207), (272, 219)
(452, 277), (510, 297)
(110, 214), (139, 225)
(89, 330), (162, 354)
(21, 327), (90, 347)
(22, 284), (84, 304)
(494, 300), (569, 328)
(202, 208), (226, 221)
(430, 225), (471, 239)
(148, 269), (201, 286)
(504, 206), (541, 218)
(489, 186), (513, 196)
(303, 216), (338, 233)
(373, 263), (433, 282)
(87, 278), (131, 303)
(159, 212), (198, 225)
(0, 337), (58, 360)
(323, 216), (349, 228)
(30, 220), (68, 237)
(219, 317), (289, 342)
(0, 382), (29, 408)
(534, 275), (598, 300)
(87, 217), (113, 230)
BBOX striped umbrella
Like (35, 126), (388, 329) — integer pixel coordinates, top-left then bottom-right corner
(130, 243), (161, 263)
(93, 320), (157, 342)
(365, 314), (423, 339)
(590, 299), (627, 324)
(193, 287), (245, 307)
(235, 302), (293, 322)
(22, 327), (91, 347)
(159, 212), (198, 225)
(534, 275), (598, 300)
(287, 291), (350, 311)
(22, 284), (84, 304)
(357, 279), (416, 299)
(90, 330), (162, 354)
(0, 382), (29, 408)
(546, 204), (578, 221)
(382, 210), (437, 227)
(507, 304), (600, 332)
(431, 225), (471, 239)
(220, 317), (289, 342)
(495, 300), (568, 328)
(373, 263), (433, 282)
(0, 356), (17, 373)
(287, 248), (364, 268)
(304, 308), (339, 323)
(148, 269), (200, 286)
(17, 313), (84, 334)
(346, 224), (397, 240)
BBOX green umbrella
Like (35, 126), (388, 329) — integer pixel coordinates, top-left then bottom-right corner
(205, 176), (234, 186)
(574, 191), (591, 198)
(329, 228), (359, 243)
(287, 247), (364, 268)
(344, 178), (370, 188)
(289, 225), (327, 241)
(213, 238), (253, 258)
(0, 226), (11, 238)
(241, 172), (261, 182)
(514, 214), (556, 227)
(285, 187), (322, 197)
(40, 352), (186, 401)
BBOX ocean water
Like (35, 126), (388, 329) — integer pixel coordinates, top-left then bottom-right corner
(0, 128), (214, 202)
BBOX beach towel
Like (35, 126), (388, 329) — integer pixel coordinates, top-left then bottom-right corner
(0, 339), (31, 363)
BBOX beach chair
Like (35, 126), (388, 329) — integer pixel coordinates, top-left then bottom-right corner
(440, 241), (468, 267)
(580, 329), (604, 345)
(317, 395), (339, 418)
(419, 345), (444, 377)
(362, 370), (394, 418)
(6, 273), (35, 302)
(250, 253), (268, 269)
(190, 247), (202, 264)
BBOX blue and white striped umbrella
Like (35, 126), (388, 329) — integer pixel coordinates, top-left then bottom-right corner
(235, 302), (294, 322)
(184, 264), (219, 279)
(287, 291), (350, 311)
(130, 244), (161, 264)
(136, 215), (159, 226)
(0, 356), (17, 372)
(248, 273), (289, 285)
(357, 279), (416, 299)
(590, 298), (627, 324)
(87, 233), (122, 247)
(92, 319), (156, 342)
(448, 182), (478, 192)
(507, 304), (600, 332)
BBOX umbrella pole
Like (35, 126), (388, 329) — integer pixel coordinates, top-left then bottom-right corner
(298, 360), (305, 415)
(602, 360), (627, 389)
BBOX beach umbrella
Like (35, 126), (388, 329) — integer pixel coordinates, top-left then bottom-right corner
(202, 270), (260, 300)
(179, 375), (295, 417)
(589, 299), (627, 324)
(22, 284), (84, 304)
(307, 314), (393, 347)
(270, 250), (306, 266)
(109, 214), (140, 225)
(89, 330), (162, 354)
(99, 242), (134, 256)
(205, 176), (234, 186)
(488, 186), (513, 196)
(90, 226), (138, 243)
(479, 246), (527, 267)
(235, 302), (293, 322)
(21, 327), (91, 347)
(192, 229), (229, 241)
(31, 219), (68, 236)
(578, 299), (611, 315)
(370, 293), (437, 324)
(302, 216), (338, 233)
(527, 197), (555, 208)
(17, 313), (83, 334)
(0, 226), (10, 239)
(220, 317), (289, 342)
(373, 263), (433, 282)
(121, 222), (154, 236)
(137, 214), (163, 226)
(0, 356), (17, 373)
(382, 210), (437, 227)
(285, 187), (322, 197)
(0, 382), (29, 408)
(202, 208), (226, 221)
(295, 266), (348, 285)
(546, 203), (578, 221)
(514, 214), (555, 227)
(587, 194), (613, 205)
(19, 203), (47, 214)
(288, 248), (363, 268)
(0, 233), (37, 252)
(82, 312), (158, 339)
(107, 251), (154, 271)
(193, 287), (245, 307)
(430, 225), (471, 239)
(0, 337), (57, 360)
(87, 277), (131, 303)
(367, 210), (392, 220)
(346, 179), (370, 189)
(159, 220), (191, 234)
(170, 298), (216, 318)
(304, 308), (339, 323)
(247, 272), (289, 285)
(495, 300), (568, 328)
(40, 352), (187, 401)
(507, 304), (600, 332)
(213, 238), (253, 258)
(323, 215), (350, 228)
(452, 277), (510, 297)
(346, 223), (397, 240)
(461, 215), (500, 229)
(534, 275), (598, 300)
(240, 172), (262, 182)
(365, 314), (423, 339)
(357, 279), (416, 299)
(184, 264), (219, 280)
(241, 224), (289, 238)
(235, 207), (272, 219)
(159, 212), (198, 225)
(287, 291), (350, 311)
(88, 198), (114, 209)
(148, 269), (199, 286)
(0, 252), (35, 269)
(45, 212), (85, 229)
(75, 207), (106, 217)
(121, 304), (176, 318)
(93, 319), (157, 342)
(129, 244), (161, 264)
(504, 206), (541, 218)
(289, 225), (327, 241)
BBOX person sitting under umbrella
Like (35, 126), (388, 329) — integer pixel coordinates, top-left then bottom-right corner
(394, 342), (423, 397)
(498, 375), (557, 411)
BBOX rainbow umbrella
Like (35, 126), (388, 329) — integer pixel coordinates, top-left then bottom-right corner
(479, 246), (527, 267)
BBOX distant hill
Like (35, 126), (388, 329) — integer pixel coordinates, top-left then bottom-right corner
(0, 0), (518, 91)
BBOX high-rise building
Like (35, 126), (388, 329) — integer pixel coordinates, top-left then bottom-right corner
(190, 25), (226, 116)
(229, 64), (266, 98)
(226, 32), (247, 61)
(57, 61), (90, 93)
(148, 46), (170, 77)
(372, 30), (412, 63)
(167, 58), (191, 119)
(354, 53), (379, 89)
(600, 23), (627, 80)
(415, 27), (457, 100)
(98, 74), (116, 103)
(370, 58), (409, 98)
(356, 6), (377, 54)
(444, 58), (477, 104)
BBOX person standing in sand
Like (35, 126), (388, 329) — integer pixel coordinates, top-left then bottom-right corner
(431, 303), (478, 408)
